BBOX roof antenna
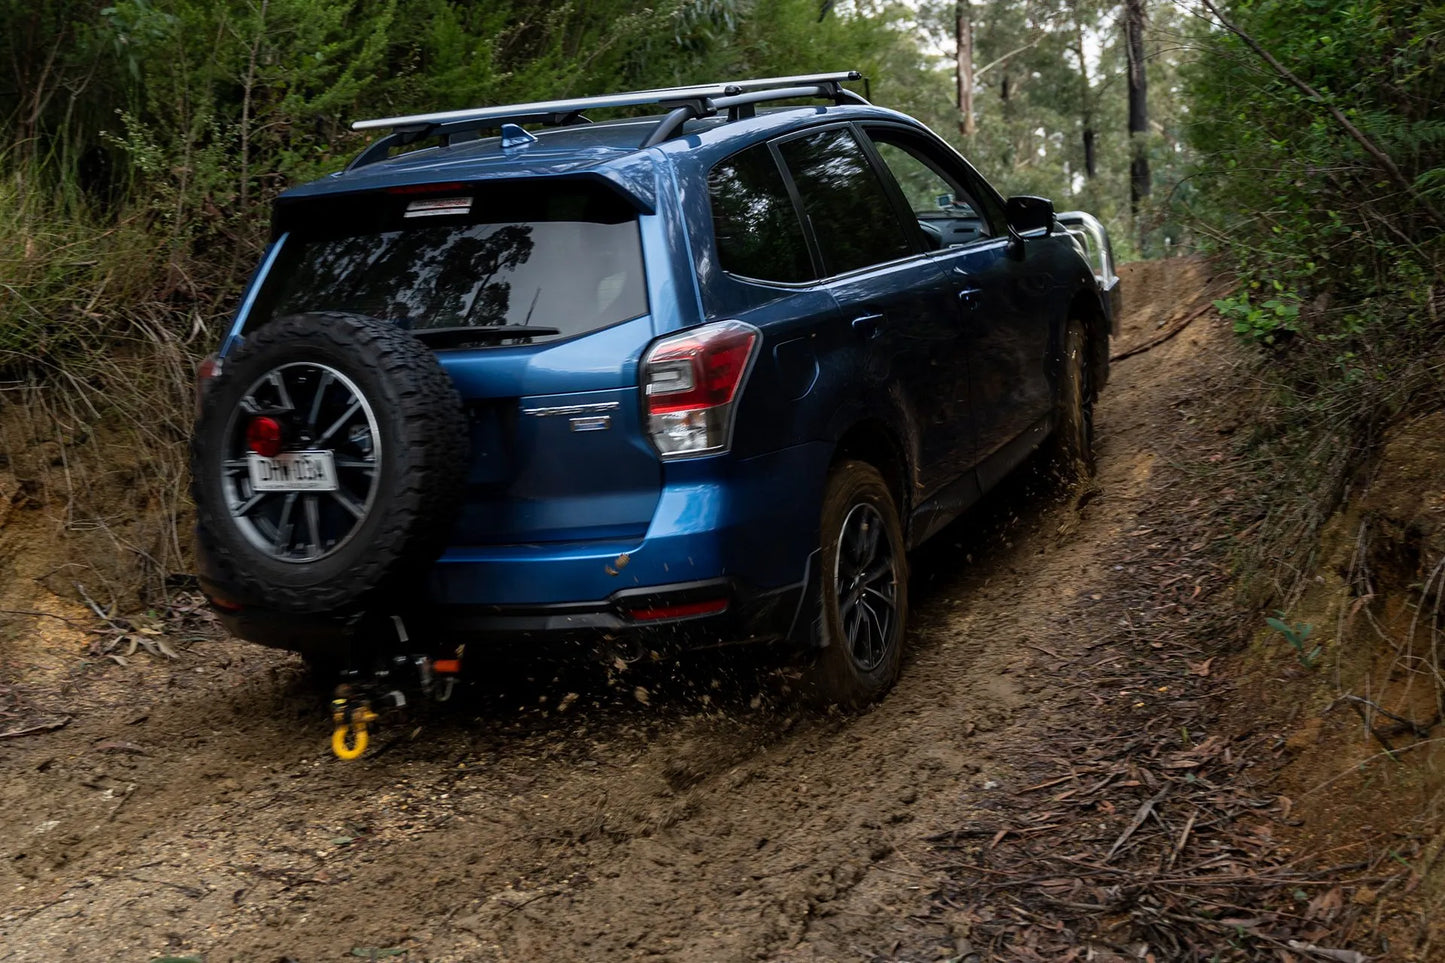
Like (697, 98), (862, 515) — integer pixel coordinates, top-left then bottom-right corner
(500, 123), (537, 150)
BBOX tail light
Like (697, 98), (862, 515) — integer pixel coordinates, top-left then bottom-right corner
(642, 320), (759, 458)
(194, 354), (222, 418)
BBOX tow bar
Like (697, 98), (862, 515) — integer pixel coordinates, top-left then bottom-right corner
(330, 690), (378, 760)
(326, 619), (463, 760)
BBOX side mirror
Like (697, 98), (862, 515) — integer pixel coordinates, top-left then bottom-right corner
(1004, 195), (1056, 237)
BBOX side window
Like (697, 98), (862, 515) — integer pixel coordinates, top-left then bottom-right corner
(707, 144), (814, 283)
(775, 127), (914, 276)
(868, 132), (994, 249)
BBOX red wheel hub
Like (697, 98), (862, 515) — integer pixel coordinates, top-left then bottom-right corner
(246, 416), (284, 458)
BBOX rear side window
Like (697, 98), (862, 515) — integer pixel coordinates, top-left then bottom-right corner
(707, 144), (814, 283)
(775, 127), (913, 276)
(250, 185), (647, 344)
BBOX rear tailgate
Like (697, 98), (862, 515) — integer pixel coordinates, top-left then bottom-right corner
(238, 178), (678, 547)
(439, 318), (663, 544)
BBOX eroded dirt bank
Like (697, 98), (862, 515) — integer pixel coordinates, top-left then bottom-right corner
(0, 259), (1400, 961)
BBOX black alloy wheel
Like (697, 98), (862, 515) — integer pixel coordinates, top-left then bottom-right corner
(806, 460), (908, 707)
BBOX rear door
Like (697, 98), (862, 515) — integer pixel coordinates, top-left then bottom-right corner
(772, 125), (969, 497)
(244, 180), (664, 545)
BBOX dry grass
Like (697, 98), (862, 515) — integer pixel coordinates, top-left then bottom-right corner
(0, 164), (219, 610)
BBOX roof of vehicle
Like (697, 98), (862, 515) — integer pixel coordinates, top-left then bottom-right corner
(277, 102), (925, 210)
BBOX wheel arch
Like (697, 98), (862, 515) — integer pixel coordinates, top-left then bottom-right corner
(830, 418), (911, 528)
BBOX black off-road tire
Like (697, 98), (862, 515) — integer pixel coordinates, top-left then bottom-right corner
(804, 460), (909, 709)
(191, 311), (469, 615)
(1046, 319), (1096, 483)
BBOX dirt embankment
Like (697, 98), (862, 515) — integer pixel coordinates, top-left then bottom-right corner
(1, 257), (1434, 962)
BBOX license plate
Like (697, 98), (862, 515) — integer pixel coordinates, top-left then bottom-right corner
(247, 450), (339, 492)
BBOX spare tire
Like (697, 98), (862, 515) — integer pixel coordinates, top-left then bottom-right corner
(190, 311), (469, 614)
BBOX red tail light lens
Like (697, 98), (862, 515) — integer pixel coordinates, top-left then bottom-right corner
(642, 320), (759, 458)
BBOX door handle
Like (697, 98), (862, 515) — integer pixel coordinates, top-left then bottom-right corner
(852, 313), (884, 340)
(957, 287), (982, 311)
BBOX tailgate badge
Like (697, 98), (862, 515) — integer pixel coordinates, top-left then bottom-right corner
(570, 415), (612, 432)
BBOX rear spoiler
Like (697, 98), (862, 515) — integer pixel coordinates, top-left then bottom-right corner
(271, 165), (658, 241)
(1057, 211), (1121, 335)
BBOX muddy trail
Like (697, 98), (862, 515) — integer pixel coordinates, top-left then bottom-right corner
(0, 258), (1338, 962)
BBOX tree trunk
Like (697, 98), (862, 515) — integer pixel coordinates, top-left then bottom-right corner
(956, 6), (974, 137)
(1072, 1), (1095, 180)
(1125, 0), (1150, 242)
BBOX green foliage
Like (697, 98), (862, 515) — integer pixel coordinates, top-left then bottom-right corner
(1186, 0), (1445, 605)
(1213, 283), (1301, 346)
(1266, 611), (1320, 668)
(1187, 0), (1443, 345)
(903, 0), (1196, 259)
(0, 0), (920, 372)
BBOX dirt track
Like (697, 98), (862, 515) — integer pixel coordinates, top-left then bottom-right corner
(0, 258), (1248, 962)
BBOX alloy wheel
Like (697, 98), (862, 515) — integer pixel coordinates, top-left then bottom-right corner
(220, 362), (382, 562)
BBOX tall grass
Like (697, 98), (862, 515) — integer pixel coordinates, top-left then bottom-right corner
(0, 157), (214, 607)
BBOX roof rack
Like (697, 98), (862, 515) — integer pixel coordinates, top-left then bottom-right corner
(346, 71), (867, 171)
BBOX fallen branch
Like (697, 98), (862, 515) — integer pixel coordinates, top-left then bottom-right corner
(1106, 786), (1169, 861)
(1111, 300), (1217, 362)
(0, 608), (93, 628)
(0, 716), (72, 739)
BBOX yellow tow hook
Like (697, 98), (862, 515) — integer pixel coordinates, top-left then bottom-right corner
(330, 696), (377, 761)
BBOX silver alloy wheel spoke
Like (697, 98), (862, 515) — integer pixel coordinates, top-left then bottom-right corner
(273, 493), (298, 555)
(329, 489), (365, 519)
(267, 370), (296, 412)
(232, 491), (267, 517)
(316, 399), (362, 447)
(306, 369), (335, 429)
(304, 494), (322, 558)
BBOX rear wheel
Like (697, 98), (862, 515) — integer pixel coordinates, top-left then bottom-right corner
(804, 461), (908, 708)
(1047, 318), (1095, 483)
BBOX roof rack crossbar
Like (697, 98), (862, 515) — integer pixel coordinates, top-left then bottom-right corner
(351, 71), (862, 132)
(346, 71), (867, 170)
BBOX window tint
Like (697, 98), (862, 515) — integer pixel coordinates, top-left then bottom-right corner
(708, 144), (813, 283)
(776, 127), (914, 275)
(251, 186), (647, 344)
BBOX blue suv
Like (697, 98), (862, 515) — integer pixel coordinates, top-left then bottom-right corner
(191, 72), (1119, 707)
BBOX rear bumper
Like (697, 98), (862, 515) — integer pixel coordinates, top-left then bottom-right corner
(201, 572), (806, 660)
(197, 441), (831, 659)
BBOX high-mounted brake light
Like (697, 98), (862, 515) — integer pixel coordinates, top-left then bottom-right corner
(641, 320), (759, 458)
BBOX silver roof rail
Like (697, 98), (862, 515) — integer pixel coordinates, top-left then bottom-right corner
(352, 71), (863, 132)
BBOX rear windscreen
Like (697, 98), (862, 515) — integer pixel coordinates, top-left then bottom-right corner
(247, 183), (648, 344)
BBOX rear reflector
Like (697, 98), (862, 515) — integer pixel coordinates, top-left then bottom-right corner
(206, 592), (244, 612)
(625, 597), (729, 621)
